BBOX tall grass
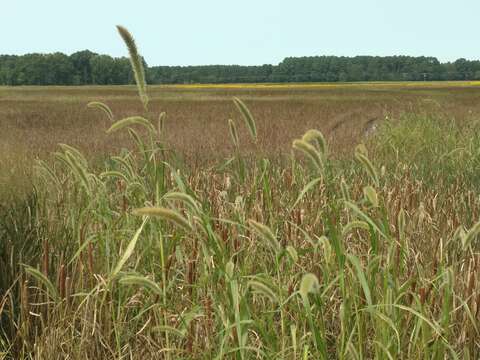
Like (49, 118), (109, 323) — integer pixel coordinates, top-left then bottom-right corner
(0, 28), (479, 359)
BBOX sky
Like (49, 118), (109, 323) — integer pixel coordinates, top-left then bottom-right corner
(2, 0), (479, 66)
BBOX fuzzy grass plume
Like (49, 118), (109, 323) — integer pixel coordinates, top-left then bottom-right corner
(233, 97), (257, 142)
(116, 25), (149, 110)
(302, 129), (327, 157)
(133, 206), (192, 231)
(228, 119), (240, 149)
(292, 138), (324, 172)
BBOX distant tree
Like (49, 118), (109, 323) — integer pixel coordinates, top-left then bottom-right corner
(2, 50), (480, 85)
(90, 55), (116, 85)
(70, 50), (97, 84)
(111, 57), (134, 84)
(0, 55), (18, 85)
(45, 53), (75, 84)
(454, 58), (472, 80)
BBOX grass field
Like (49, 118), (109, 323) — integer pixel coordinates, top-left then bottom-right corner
(1, 80), (480, 358)
(2, 81), (480, 197)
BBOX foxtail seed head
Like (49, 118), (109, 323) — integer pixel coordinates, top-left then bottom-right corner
(302, 129), (327, 157)
(116, 25), (149, 110)
(248, 219), (281, 253)
(293, 139), (324, 172)
(233, 97), (257, 142)
(133, 207), (192, 231)
(228, 119), (240, 149)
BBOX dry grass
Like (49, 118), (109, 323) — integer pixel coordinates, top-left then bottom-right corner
(1, 82), (480, 358)
(2, 82), (480, 196)
(2, 83), (480, 156)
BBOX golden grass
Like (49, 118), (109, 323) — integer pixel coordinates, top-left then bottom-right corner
(159, 80), (480, 89)
(1, 82), (480, 358)
(1, 82), (479, 199)
(2, 82), (480, 153)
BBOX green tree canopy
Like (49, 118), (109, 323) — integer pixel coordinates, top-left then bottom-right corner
(1, 51), (479, 85)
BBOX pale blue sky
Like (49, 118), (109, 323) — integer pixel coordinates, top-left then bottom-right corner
(2, 0), (479, 65)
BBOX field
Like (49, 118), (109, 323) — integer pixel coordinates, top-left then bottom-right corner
(2, 82), (480, 196)
(1, 81), (480, 358)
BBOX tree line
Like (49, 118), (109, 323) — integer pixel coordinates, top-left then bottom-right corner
(1, 50), (480, 85)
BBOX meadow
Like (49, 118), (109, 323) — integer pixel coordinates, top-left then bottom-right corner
(2, 53), (480, 357)
(2, 80), (480, 197)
